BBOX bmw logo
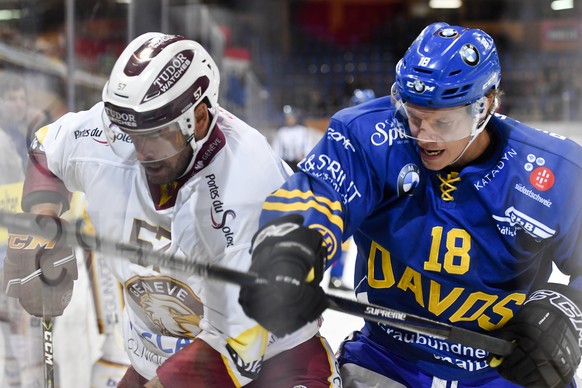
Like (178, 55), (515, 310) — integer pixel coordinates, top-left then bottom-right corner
(461, 44), (479, 66)
(397, 163), (421, 197)
(413, 80), (426, 93)
(439, 28), (459, 38)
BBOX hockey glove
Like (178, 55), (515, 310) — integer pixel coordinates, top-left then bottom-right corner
(488, 283), (582, 388)
(3, 214), (78, 317)
(238, 214), (329, 337)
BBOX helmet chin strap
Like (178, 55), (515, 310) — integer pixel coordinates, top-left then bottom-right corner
(448, 133), (478, 167)
(447, 115), (492, 167)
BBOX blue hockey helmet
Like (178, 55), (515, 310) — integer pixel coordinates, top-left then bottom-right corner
(351, 89), (376, 106)
(393, 22), (501, 109)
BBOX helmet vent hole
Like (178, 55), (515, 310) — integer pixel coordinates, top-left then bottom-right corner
(413, 67), (432, 74)
(443, 88), (459, 96)
(449, 69), (462, 76)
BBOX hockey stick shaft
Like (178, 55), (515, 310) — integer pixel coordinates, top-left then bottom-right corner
(0, 211), (515, 357)
(326, 295), (515, 355)
(42, 317), (55, 388)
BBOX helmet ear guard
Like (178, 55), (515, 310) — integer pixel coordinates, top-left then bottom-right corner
(475, 92), (500, 132)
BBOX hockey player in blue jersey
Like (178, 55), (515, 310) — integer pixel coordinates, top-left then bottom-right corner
(239, 22), (582, 387)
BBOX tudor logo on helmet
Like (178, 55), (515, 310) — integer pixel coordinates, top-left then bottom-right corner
(144, 50), (194, 102)
(104, 107), (138, 128)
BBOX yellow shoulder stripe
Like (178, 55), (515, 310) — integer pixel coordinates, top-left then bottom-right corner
(34, 125), (50, 143)
(263, 197), (344, 232)
(269, 189), (342, 211)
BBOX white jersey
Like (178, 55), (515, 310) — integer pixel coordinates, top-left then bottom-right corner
(32, 102), (320, 384)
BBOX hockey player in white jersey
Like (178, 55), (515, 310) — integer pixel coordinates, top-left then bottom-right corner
(4, 33), (340, 387)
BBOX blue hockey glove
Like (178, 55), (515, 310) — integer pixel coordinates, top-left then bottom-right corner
(488, 283), (582, 388)
(238, 214), (328, 337)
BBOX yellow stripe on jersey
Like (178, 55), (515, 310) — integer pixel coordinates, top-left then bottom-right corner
(159, 182), (178, 207)
(220, 353), (243, 388)
(225, 325), (269, 360)
(317, 334), (341, 387)
(34, 125), (50, 144)
(264, 189), (344, 232)
(223, 325), (269, 386)
(269, 189), (342, 211)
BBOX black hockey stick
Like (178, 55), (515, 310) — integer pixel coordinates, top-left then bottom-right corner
(325, 296), (515, 355)
(0, 211), (516, 357)
(41, 317), (55, 388)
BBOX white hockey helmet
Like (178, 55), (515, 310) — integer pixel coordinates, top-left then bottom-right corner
(102, 32), (220, 163)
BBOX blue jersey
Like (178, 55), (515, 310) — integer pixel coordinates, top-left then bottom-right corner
(260, 96), (582, 381)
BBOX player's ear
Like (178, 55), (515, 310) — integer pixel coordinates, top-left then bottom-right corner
(194, 103), (209, 140)
(486, 90), (500, 115)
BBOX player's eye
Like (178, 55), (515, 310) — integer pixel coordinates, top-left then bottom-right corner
(408, 115), (422, 127)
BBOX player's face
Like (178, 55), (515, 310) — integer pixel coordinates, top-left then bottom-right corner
(128, 124), (193, 184)
(416, 136), (470, 170)
(414, 123), (491, 171)
(405, 103), (475, 143)
(140, 142), (193, 184)
(404, 103), (482, 170)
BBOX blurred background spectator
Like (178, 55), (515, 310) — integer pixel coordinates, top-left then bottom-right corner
(0, 71), (54, 161)
(0, 0), (578, 135)
(271, 104), (320, 172)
